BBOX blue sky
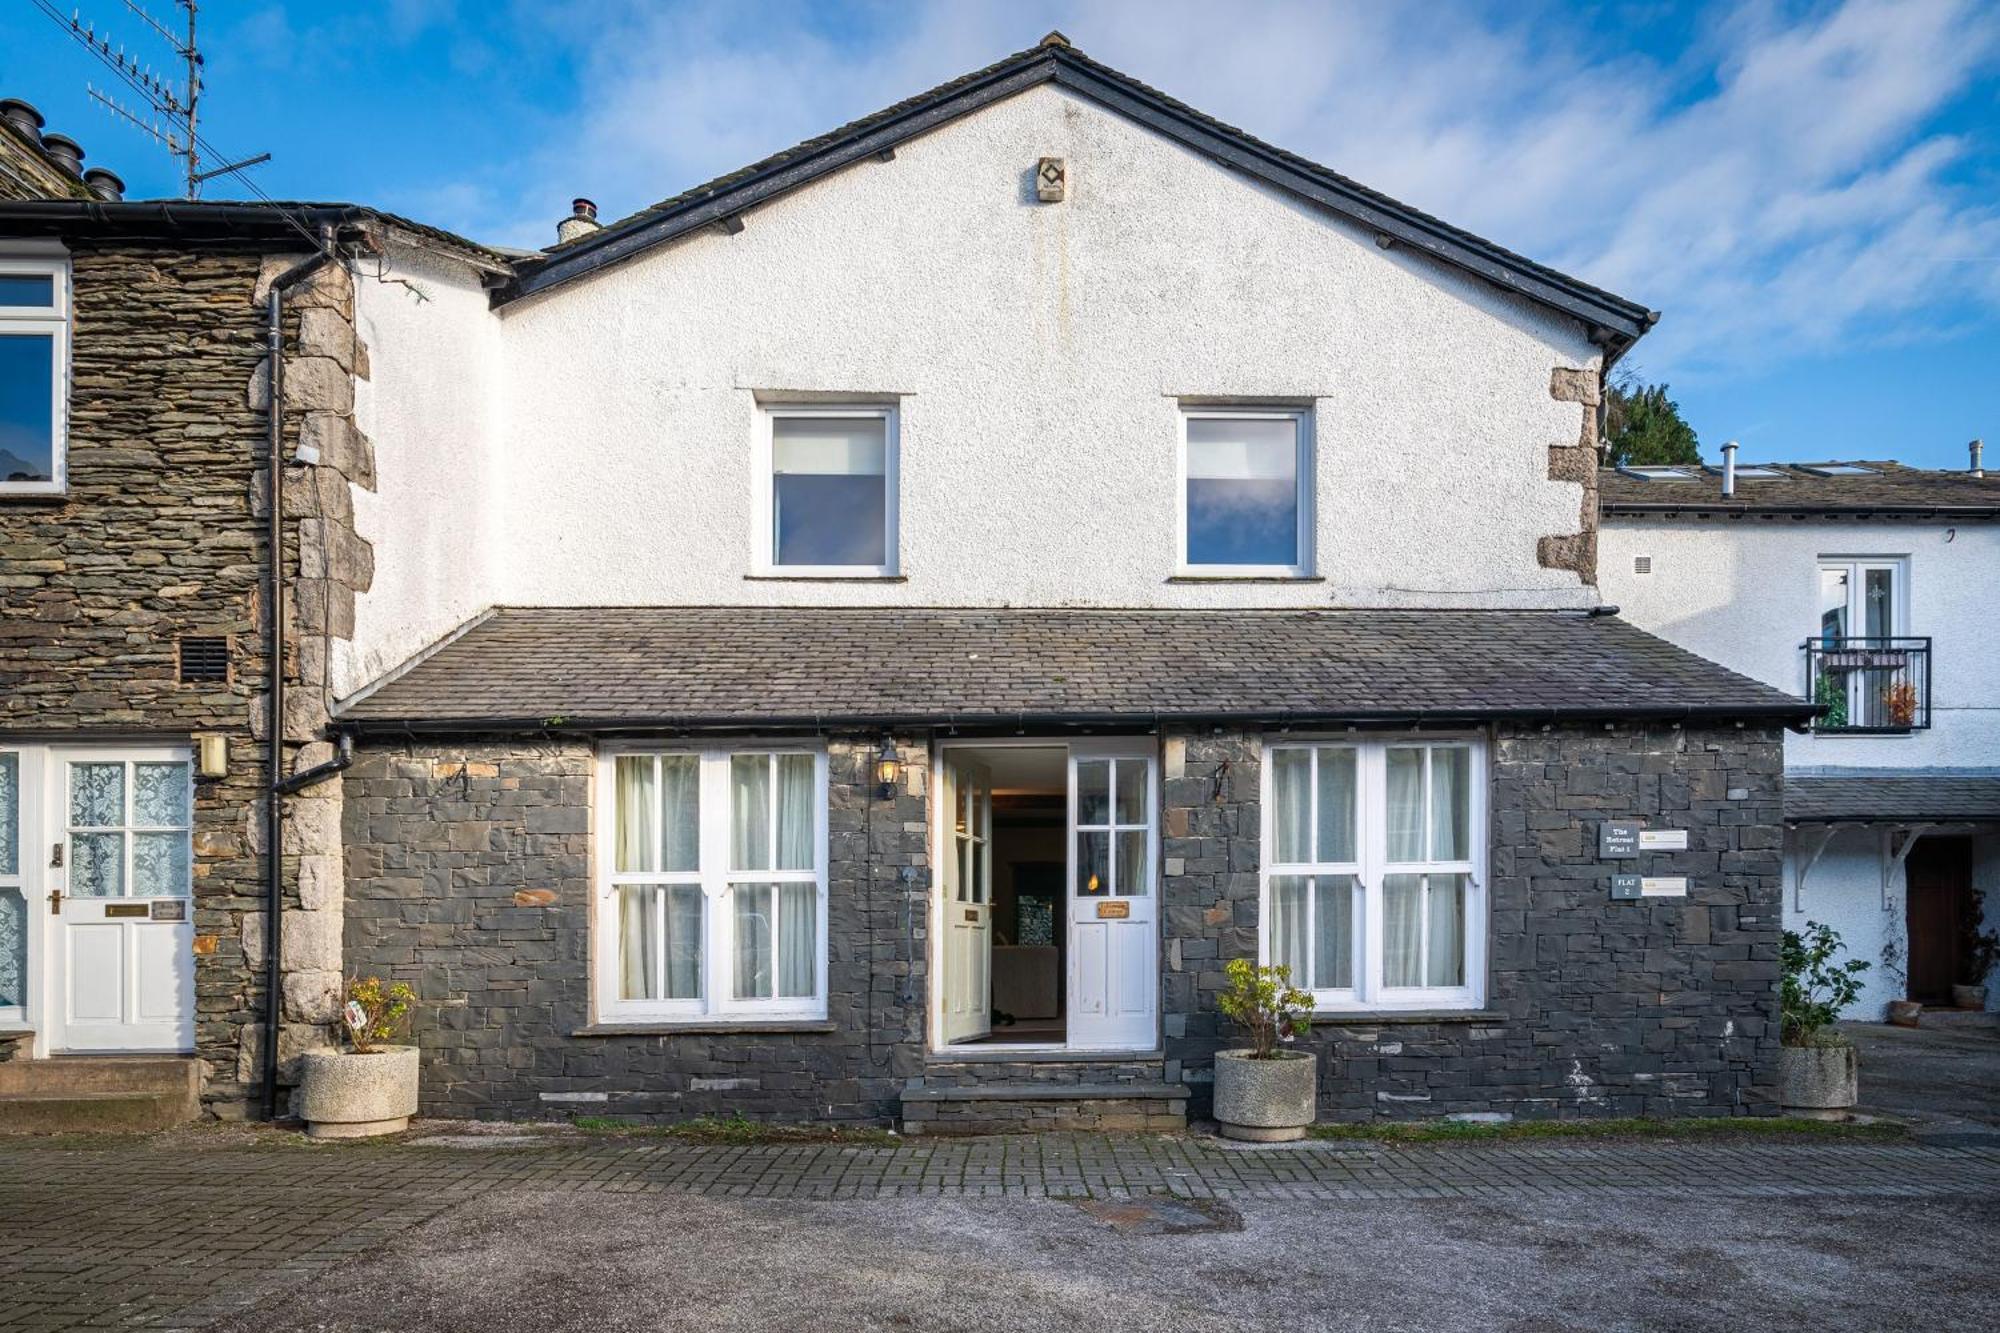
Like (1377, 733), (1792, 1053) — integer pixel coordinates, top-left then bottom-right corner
(4, 0), (1996, 469)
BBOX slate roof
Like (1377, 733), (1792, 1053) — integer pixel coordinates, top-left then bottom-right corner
(1600, 461), (2000, 518)
(0, 199), (513, 266)
(1785, 772), (2000, 824)
(500, 34), (1657, 348)
(335, 606), (1813, 733)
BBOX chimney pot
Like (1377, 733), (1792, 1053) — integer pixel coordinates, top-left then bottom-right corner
(1973, 438), (1985, 479)
(39, 132), (85, 177)
(83, 167), (125, 203)
(1721, 440), (1738, 498)
(0, 98), (46, 144)
(556, 197), (602, 245)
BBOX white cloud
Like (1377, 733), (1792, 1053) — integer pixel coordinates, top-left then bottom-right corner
(426, 0), (2000, 383)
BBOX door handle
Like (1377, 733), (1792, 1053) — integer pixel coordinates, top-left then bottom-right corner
(47, 888), (62, 913)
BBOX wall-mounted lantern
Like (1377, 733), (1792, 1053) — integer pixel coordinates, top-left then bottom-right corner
(875, 735), (901, 800)
(193, 732), (228, 781)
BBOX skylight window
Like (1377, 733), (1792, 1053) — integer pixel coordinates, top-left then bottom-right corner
(1795, 463), (1878, 476)
(1619, 466), (1695, 481)
(1713, 464), (1784, 479)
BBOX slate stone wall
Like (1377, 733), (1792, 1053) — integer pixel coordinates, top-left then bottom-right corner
(0, 243), (374, 1115)
(341, 735), (931, 1123)
(1162, 721), (1786, 1120)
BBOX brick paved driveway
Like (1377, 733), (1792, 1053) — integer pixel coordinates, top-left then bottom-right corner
(4, 1126), (1998, 1330)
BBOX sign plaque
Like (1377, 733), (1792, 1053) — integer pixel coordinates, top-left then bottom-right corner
(1598, 821), (1641, 858)
(1096, 900), (1131, 920)
(1639, 829), (1689, 852)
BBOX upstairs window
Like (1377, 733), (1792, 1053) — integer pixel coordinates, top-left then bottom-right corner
(0, 256), (67, 496)
(1179, 408), (1311, 575)
(759, 405), (898, 575)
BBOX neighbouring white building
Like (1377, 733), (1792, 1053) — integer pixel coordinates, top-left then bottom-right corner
(1601, 455), (2000, 1019)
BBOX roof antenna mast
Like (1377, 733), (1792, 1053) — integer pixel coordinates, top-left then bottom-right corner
(56, 0), (270, 197)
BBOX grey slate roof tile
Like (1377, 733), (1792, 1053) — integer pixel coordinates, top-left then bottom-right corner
(336, 607), (1813, 732)
(1600, 461), (1999, 517)
(1785, 772), (2000, 823)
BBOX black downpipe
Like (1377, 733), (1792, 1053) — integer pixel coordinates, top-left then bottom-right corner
(261, 246), (333, 1122)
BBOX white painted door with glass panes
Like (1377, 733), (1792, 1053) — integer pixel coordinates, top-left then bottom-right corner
(48, 749), (195, 1052)
(940, 757), (992, 1045)
(1067, 744), (1158, 1050)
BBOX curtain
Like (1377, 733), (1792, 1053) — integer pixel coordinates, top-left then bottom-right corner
(615, 757), (657, 873)
(1383, 873), (1422, 986)
(1270, 876), (1308, 985)
(619, 887), (659, 1000)
(1076, 760), (1110, 826)
(0, 753), (19, 877)
(779, 883), (815, 997)
(664, 886), (702, 999)
(1386, 749), (1424, 862)
(1426, 875), (1465, 988)
(1115, 830), (1147, 897)
(1430, 747), (1468, 861)
(1316, 748), (1355, 862)
(1271, 749), (1310, 862)
(660, 755), (699, 872)
(734, 886), (773, 999)
(1315, 874), (1355, 990)
(731, 756), (770, 871)
(1114, 759), (1146, 824)
(776, 754), (814, 870)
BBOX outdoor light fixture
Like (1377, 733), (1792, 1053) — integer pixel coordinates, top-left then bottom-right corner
(874, 735), (901, 799)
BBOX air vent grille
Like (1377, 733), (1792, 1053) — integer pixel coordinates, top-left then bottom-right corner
(1633, 555), (1653, 575)
(177, 636), (230, 684)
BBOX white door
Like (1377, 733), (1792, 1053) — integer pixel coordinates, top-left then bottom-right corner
(1067, 743), (1159, 1050)
(940, 756), (993, 1045)
(46, 749), (195, 1053)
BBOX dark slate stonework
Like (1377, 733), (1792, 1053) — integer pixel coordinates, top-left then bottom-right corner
(342, 736), (931, 1124)
(1161, 722), (1786, 1120)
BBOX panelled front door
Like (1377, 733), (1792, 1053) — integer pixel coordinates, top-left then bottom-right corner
(46, 749), (196, 1052)
(1067, 742), (1158, 1050)
(940, 756), (993, 1045)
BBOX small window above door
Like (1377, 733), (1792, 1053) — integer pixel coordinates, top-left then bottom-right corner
(756, 405), (899, 577)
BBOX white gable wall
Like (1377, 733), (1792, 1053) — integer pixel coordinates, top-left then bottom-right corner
(492, 86), (1600, 614)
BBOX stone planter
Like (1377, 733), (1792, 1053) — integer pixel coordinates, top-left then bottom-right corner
(297, 1046), (419, 1139)
(1212, 1049), (1317, 1142)
(1951, 984), (1987, 1011)
(1887, 999), (1923, 1027)
(1778, 1042), (1857, 1112)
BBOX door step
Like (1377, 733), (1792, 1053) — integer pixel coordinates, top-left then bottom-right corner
(0, 1056), (200, 1133)
(900, 1082), (1188, 1135)
(1917, 1008), (1999, 1030)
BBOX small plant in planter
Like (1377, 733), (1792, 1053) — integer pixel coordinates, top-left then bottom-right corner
(1956, 901), (1997, 1011)
(1881, 681), (1919, 729)
(296, 975), (421, 1139)
(1211, 959), (1317, 1142)
(1779, 922), (1867, 1114)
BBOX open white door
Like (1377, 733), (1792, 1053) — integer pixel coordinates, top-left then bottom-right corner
(45, 749), (195, 1053)
(1067, 743), (1158, 1050)
(939, 756), (993, 1045)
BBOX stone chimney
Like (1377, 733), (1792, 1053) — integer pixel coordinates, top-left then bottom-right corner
(557, 197), (601, 245)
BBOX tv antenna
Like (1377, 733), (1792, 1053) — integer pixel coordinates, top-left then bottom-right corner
(35, 0), (271, 198)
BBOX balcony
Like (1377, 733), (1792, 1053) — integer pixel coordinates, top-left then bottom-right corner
(1804, 636), (1931, 733)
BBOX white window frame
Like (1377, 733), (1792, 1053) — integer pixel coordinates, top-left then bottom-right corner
(593, 744), (829, 1025)
(1260, 737), (1487, 1012)
(753, 403), (900, 577)
(1175, 405), (1314, 577)
(0, 252), (70, 497)
(1815, 557), (1907, 641)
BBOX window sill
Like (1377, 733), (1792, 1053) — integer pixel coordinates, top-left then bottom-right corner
(1167, 574), (1324, 584)
(0, 490), (69, 505)
(572, 1020), (836, 1037)
(744, 573), (907, 583)
(1310, 1009), (1503, 1025)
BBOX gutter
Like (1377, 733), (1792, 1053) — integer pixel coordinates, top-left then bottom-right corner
(1602, 503), (2000, 520)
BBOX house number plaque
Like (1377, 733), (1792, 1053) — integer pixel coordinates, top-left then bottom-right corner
(105, 903), (149, 919)
(1096, 901), (1130, 919)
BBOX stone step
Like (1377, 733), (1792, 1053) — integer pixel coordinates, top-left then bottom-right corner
(900, 1081), (1188, 1136)
(0, 1090), (194, 1134)
(1916, 1008), (1998, 1031)
(918, 1053), (1170, 1089)
(0, 1056), (200, 1133)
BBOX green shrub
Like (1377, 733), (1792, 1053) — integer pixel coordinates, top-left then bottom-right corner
(1217, 958), (1314, 1059)
(1781, 921), (1867, 1046)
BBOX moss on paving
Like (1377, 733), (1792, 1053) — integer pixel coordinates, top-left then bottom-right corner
(571, 1114), (900, 1146)
(1308, 1115), (1908, 1146)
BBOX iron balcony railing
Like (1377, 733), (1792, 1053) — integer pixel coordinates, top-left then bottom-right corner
(1804, 636), (1932, 733)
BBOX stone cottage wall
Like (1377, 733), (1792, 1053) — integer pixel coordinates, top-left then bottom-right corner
(341, 734), (931, 1123)
(0, 242), (375, 1115)
(1162, 721), (1786, 1120)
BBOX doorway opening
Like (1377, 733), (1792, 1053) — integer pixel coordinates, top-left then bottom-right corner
(944, 744), (1067, 1046)
(1905, 835), (1974, 1006)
